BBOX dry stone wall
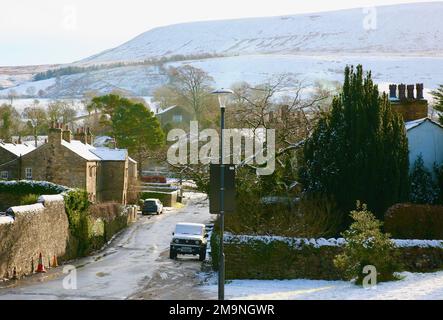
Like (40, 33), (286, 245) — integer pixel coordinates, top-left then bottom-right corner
(0, 195), (69, 279)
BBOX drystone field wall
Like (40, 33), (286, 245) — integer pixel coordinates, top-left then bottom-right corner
(0, 195), (69, 279)
(212, 234), (443, 280)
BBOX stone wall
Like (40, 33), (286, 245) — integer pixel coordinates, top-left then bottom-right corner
(96, 160), (128, 204)
(212, 234), (443, 280)
(0, 195), (69, 279)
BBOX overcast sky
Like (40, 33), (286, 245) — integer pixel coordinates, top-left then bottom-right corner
(0, 0), (436, 66)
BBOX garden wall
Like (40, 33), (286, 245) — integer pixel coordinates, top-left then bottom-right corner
(213, 234), (443, 280)
(0, 181), (139, 280)
(0, 195), (69, 279)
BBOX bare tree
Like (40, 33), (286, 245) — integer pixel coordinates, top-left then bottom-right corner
(158, 65), (216, 122)
(25, 86), (36, 97)
(163, 76), (334, 194)
(7, 89), (18, 106)
(22, 100), (48, 147)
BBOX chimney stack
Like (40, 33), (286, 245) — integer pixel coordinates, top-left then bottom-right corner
(389, 84), (397, 99)
(109, 138), (117, 149)
(73, 127), (87, 144)
(407, 85), (415, 100)
(62, 125), (72, 143)
(86, 127), (93, 145)
(416, 83), (424, 100)
(398, 84), (406, 100)
(48, 122), (62, 145)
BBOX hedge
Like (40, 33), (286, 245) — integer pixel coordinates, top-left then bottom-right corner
(385, 203), (443, 239)
(0, 180), (69, 195)
(140, 191), (177, 205)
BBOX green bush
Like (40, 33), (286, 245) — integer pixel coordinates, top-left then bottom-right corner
(385, 203), (443, 239)
(334, 203), (399, 284)
(19, 194), (39, 205)
(63, 189), (91, 257)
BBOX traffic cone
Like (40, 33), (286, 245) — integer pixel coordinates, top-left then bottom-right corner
(51, 255), (58, 268)
(36, 253), (46, 273)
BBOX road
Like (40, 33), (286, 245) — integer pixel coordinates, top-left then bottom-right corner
(0, 192), (216, 300)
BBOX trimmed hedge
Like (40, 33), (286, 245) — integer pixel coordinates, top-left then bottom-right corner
(0, 180), (69, 195)
(385, 203), (443, 240)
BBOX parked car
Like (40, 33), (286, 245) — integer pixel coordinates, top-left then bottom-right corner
(142, 198), (163, 215)
(170, 223), (208, 261)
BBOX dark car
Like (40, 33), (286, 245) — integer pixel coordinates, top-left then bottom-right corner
(142, 198), (164, 215)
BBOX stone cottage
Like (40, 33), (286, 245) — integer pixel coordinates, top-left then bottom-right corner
(20, 125), (101, 202)
(0, 124), (138, 204)
(0, 142), (36, 180)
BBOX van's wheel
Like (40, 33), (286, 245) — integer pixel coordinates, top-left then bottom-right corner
(199, 248), (206, 261)
(170, 248), (177, 259)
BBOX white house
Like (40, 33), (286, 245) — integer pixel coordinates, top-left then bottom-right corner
(405, 118), (443, 172)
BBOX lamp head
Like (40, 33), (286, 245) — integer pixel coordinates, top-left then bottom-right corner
(211, 88), (234, 109)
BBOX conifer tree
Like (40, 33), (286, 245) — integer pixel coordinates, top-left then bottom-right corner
(410, 155), (439, 204)
(300, 65), (409, 225)
(431, 85), (443, 124)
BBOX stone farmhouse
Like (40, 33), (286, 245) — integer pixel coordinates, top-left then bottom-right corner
(0, 124), (138, 204)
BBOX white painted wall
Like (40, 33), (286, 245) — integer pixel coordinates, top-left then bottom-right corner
(407, 120), (443, 172)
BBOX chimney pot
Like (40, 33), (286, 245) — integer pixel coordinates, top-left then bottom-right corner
(416, 83), (424, 100)
(407, 85), (415, 99)
(398, 84), (406, 100)
(389, 84), (397, 99)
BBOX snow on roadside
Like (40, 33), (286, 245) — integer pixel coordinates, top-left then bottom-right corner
(201, 271), (443, 300)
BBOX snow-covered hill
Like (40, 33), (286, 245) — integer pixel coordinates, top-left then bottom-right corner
(81, 2), (443, 65)
(1, 2), (442, 100)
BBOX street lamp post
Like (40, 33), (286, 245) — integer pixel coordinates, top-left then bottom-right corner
(211, 88), (233, 301)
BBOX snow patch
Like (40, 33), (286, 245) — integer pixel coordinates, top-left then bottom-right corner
(37, 194), (64, 203)
(9, 203), (45, 215)
(0, 215), (14, 225)
(224, 233), (443, 249)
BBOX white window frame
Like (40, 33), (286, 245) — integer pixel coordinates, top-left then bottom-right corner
(1, 171), (8, 179)
(25, 168), (33, 180)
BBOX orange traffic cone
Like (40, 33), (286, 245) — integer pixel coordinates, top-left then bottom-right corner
(36, 253), (46, 273)
(51, 255), (58, 268)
